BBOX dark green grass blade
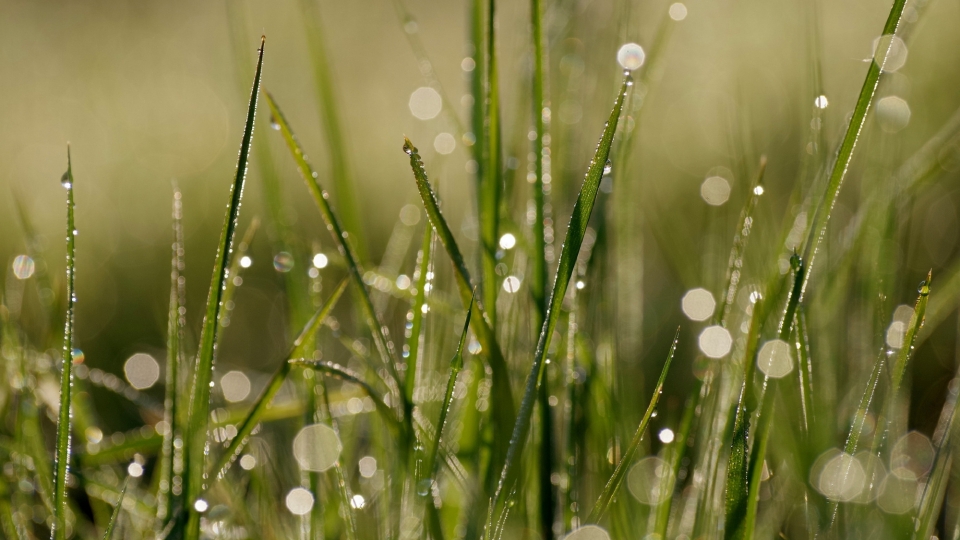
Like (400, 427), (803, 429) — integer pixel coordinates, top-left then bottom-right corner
(183, 35), (264, 539)
(799, 0), (910, 297)
(209, 277), (348, 481)
(297, 0), (365, 262)
(491, 74), (631, 529)
(403, 137), (516, 465)
(479, 0), (502, 329)
(587, 330), (677, 524)
(263, 91), (406, 405)
(102, 479), (127, 540)
(425, 292), (474, 485)
(53, 146), (77, 540)
(157, 186), (186, 525)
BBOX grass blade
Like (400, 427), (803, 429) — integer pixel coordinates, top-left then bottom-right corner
(292, 359), (402, 432)
(405, 226), (433, 405)
(157, 186), (186, 526)
(799, 0), (910, 297)
(52, 146), (77, 540)
(479, 0), (502, 329)
(587, 330), (678, 524)
(102, 479), (127, 540)
(890, 271), (931, 395)
(183, 35), (265, 540)
(403, 137), (515, 474)
(263, 91), (406, 410)
(492, 73), (632, 528)
(209, 277), (349, 481)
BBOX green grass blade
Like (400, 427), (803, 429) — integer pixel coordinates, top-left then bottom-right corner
(403, 136), (516, 470)
(292, 359), (402, 432)
(890, 271), (931, 395)
(217, 218), (260, 333)
(157, 186), (186, 526)
(425, 292), (474, 486)
(183, 35), (265, 539)
(297, 0), (366, 262)
(102, 479), (127, 540)
(799, 0), (910, 297)
(263, 91), (406, 405)
(209, 277), (349, 481)
(479, 0), (502, 330)
(405, 225), (433, 405)
(52, 146), (77, 540)
(492, 74), (631, 527)
(587, 330), (678, 524)
(914, 379), (959, 540)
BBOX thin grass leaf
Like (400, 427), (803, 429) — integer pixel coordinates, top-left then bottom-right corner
(492, 74), (632, 529)
(52, 146), (77, 540)
(585, 330), (677, 525)
(182, 36), (265, 540)
(157, 186), (186, 526)
(914, 376), (959, 540)
(919, 262), (960, 345)
(263, 91), (406, 408)
(799, 0), (910, 297)
(890, 271), (931, 395)
(217, 218), (260, 332)
(403, 137), (515, 469)
(479, 0), (502, 330)
(794, 309), (815, 434)
(292, 358), (402, 433)
(209, 277), (349, 481)
(102, 479), (127, 540)
(405, 226), (433, 405)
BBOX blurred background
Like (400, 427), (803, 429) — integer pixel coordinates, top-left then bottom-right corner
(1, 0), (959, 436)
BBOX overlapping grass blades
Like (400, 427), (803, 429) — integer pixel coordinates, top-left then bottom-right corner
(587, 330), (677, 523)
(210, 277), (349, 481)
(52, 146), (77, 540)
(101, 480), (127, 540)
(182, 35), (265, 540)
(490, 73), (632, 534)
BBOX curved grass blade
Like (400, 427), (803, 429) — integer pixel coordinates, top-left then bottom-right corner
(403, 137), (515, 470)
(799, 0), (910, 298)
(914, 376), (959, 540)
(157, 186), (186, 526)
(102, 479), (128, 540)
(492, 74), (632, 529)
(52, 146), (77, 540)
(263, 92), (406, 408)
(586, 330), (677, 524)
(890, 271), (931, 395)
(209, 277), (349, 481)
(291, 359), (402, 432)
(183, 36), (265, 540)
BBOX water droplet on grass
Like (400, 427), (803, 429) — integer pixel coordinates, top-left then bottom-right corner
(698, 326), (732, 358)
(273, 252), (294, 272)
(293, 424), (341, 472)
(60, 170), (71, 188)
(12, 255), (35, 280)
(124, 353), (160, 390)
(681, 288), (715, 321)
(285, 487), (314, 515)
(221, 371), (251, 403)
(71, 349), (85, 364)
(617, 43), (645, 71)
(603, 159), (613, 175)
(757, 339), (793, 378)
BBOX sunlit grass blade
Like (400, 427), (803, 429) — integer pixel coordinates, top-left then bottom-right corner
(890, 271), (931, 394)
(914, 375), (959, 540)
(102, 479), (127, 540)
(263, 91), (406, 407)
(919, 262), (959, 345)
(183, 35), (265, 540)
(405, 226), (433, 405)
(403, 136), (515, 468)
(491, 73), (631, 529)
(297, 0), (365, 262)
(291, 359), (402, 433)
(209, 277), (349, 481)
(586, 330), (677, 524)
(799, 0), (910, 296)
(217, 218), (259, 333)
(157, 186), (186, 526)
(52, 146), (77, 540)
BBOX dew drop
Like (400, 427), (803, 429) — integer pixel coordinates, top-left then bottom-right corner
(60, 170), (71, 188)
(270, 115), (280, 130)
(603, 159), (613, 175)
(273, 252), (294, 273)
(403, 140), (415, 155)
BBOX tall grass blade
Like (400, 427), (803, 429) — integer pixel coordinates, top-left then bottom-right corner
(890, 271), (931, 394)
(157, 186), (186, 526)
(183, 36), (265, 540)
(263, 92), (406, 405)
(403, 137), (515, 467)
(52, 146), (77, 540)
(492, 74), (631, 529)
(914, 377), (959, 540)
(587, 330), (677, 524)
(800, 0), (910, 296)
(405, 226), (433, 405)
(292, 359), (402, 432)
(102, 479), (127, 540)
(210, 277), (349, 481)
(479, 0), (502, 329)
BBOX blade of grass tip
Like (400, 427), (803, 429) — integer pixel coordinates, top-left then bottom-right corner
(479, 0), (502, 330)
(890, 271), (931, 395)
(209, 277), (349, 482)
(402, 137), (516, 473)
(799, 0), (909, 298)
(102, 479), (127, 540)
(405, 226), (433, 406)
(157, 185), (186, 526)
(183, 36), (264, 539)
(919, 262), (960, 345)
(586, 329), (677, 524)
(297, 0), (366, 262)
(264, 92), (406, 411)
(492, 73), (632, 528)
(53, 146), (77, 540)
